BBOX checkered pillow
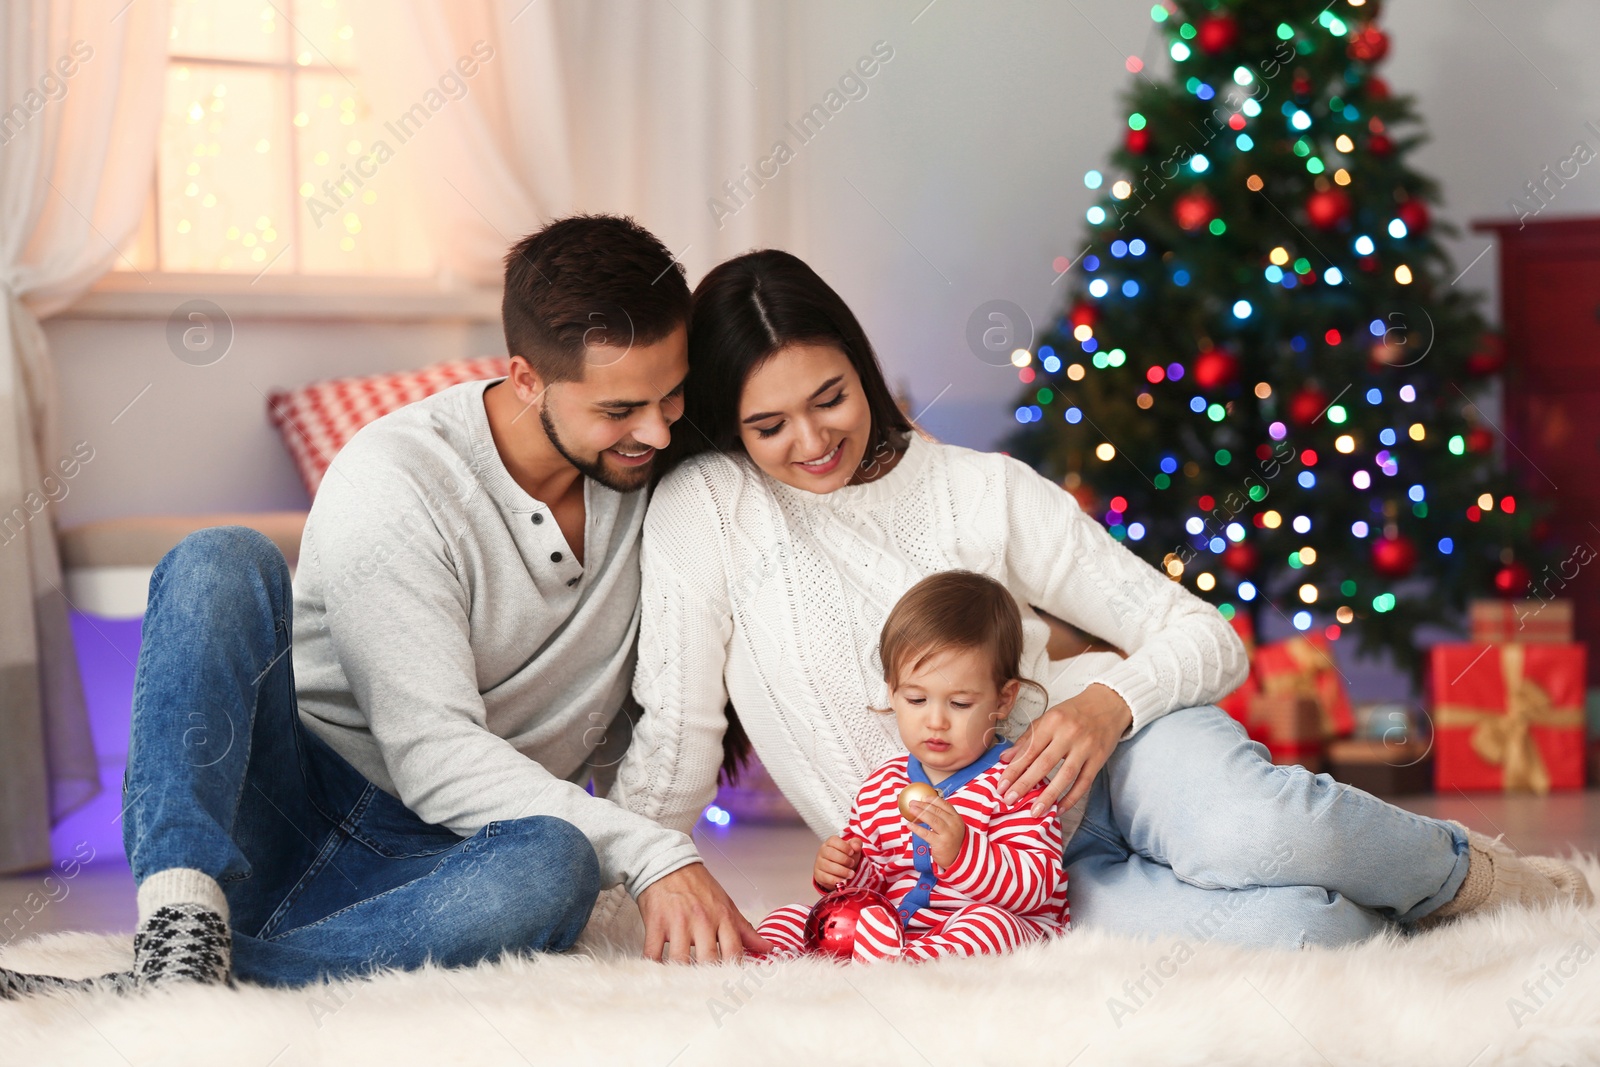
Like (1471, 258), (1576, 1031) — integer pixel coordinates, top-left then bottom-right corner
(267, 356), (508, 499)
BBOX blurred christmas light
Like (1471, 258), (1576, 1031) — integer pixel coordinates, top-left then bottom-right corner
(1095, 442), (1116, 461)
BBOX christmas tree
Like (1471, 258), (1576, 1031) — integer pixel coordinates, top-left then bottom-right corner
(1006, 0), (1547, 675)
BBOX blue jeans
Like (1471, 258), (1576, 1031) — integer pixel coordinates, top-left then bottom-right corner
(1064, 705), (1470, 949)
(122, 527), (601, 988)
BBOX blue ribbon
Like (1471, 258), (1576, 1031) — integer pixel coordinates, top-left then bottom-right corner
(894, 740), (1012, 927)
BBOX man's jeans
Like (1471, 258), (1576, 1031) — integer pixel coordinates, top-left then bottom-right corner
(1065, 704), (1472, 948)
(122, 527), (600, 988)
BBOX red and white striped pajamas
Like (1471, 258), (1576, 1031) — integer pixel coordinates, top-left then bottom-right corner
(757, 755), (1069, 962)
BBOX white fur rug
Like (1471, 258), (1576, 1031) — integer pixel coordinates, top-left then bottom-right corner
(5, 861), (1600, 1067)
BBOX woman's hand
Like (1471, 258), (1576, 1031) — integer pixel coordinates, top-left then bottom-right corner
(813, 835), (862, 889)
(907, 796), (967, 868)
(997, 683), (1132, 817)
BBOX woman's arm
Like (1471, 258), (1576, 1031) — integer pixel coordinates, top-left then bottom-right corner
(609, 464), (747, 838)
(1000, 453), (1248, 731)
(992, 454), (1249, 811)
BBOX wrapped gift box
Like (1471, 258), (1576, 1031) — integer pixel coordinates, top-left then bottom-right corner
(1469, 599), (1574, 645)
(1429, 643), (1587, 794)
(1217, 612), (1260, 735)
(1327, 739), (1433, 796)
(1254, 634), (1354, 738)
(1249, 693), (1326, 772)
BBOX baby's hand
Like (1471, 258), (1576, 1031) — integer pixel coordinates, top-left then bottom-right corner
(813, 835), (862, 889)
(907, 796), (967, 868)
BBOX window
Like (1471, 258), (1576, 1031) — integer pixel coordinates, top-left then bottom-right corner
(119, 0), (434, 277)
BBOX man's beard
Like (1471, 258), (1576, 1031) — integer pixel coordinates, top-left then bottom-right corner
(540, 404), (653, 493)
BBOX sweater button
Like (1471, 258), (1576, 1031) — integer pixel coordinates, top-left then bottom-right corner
(531, 513), (544, 525)
(550, 551), (563, 562)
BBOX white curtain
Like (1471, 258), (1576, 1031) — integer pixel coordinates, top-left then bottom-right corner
(0, 0), (167, 873)
(347, 0), (797, 286)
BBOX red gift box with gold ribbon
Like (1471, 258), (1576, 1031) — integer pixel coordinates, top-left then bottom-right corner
(1216, 613), (1259, 735)
(1429, 643), (1587, 794)
(1252, 634), (1355, 739)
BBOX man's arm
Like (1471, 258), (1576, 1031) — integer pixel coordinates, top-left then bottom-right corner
(306, 472), (700, 899)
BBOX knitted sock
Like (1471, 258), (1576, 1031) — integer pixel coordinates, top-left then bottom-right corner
(0, 967), (136, 1000)
(1426, 823), (1568, 923)
(133, 868), (232, 989)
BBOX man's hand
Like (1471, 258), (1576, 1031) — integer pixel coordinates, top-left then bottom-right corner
(636, 864), (770, 963)
(997, 683), (1132, 817)
(907, 796), (967, 868)
(813, 835), (862, 889)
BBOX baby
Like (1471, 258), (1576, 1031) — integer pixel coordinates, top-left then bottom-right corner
(756, 570), (1070, 962)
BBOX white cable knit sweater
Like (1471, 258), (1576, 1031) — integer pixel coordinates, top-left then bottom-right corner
(609, 433), (1249, 855)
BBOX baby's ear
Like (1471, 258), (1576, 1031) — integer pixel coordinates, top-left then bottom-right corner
(996, 679), (1021, 717)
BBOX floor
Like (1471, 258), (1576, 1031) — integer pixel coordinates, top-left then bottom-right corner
(3, 790), (1598, 944)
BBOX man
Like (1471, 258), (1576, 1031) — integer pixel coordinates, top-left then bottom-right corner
(1, 214), (762, 998)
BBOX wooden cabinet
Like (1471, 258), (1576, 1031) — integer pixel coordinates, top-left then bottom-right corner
(1473, 216), (1600, 682)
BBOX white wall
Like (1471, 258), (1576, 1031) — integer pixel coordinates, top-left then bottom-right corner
(44, 0), (1600, 525)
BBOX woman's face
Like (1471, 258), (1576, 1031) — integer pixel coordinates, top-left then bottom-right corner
(736, 342), (873, 494)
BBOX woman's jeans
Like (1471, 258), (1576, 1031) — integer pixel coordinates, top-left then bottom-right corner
(122, 528), (601, 988)
(1064, 705), (1472, 949)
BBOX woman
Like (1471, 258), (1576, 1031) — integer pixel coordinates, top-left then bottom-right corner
(606, 249), (1589, 959)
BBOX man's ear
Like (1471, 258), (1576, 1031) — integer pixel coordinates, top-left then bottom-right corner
(507, 354), (550, 408)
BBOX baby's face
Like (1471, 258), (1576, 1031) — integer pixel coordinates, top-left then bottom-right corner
(888, 645), (1018, 784)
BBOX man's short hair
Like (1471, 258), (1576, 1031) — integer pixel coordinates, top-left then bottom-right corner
(501, 214), (690, 384)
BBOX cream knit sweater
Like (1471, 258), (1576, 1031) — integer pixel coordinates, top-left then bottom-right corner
(609, 433), (1249, 850)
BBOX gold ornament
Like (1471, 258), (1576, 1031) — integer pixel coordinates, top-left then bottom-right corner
(897, 782), (940, 822)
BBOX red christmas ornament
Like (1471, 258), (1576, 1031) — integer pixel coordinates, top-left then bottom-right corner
(1397, 199), (1430, 234)
(1174, 190), (1217, 232)
(1196, 14), (1239, 55)
(1126, 127), (1151, 154)
(1493, 561), (1531, 598)
(1224, 541), (1260, 576)
(1368, 132), (1394, 157)
(1371, 533), (1418, 579)
(1288, 385), (1328, 426)
(1467, 427), (1495, 453)
(1466, 333), (1505, 376)
(1069, 301), (1099, 331)
(803, 887), (899, 959)
(1366, 76), (1392, 100)
(1193, 348), (1240, 390)
(1348, 25), (1390, 63)
(1306, 188), (1353, 231)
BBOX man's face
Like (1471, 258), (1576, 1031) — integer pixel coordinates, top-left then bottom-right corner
(531, 323), (690, 492)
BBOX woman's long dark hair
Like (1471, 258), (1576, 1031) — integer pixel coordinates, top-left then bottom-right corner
(658, 249), (912, 479)
(661, 249), (913, 784)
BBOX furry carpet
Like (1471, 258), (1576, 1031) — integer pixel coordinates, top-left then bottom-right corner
(5, 861), (1600, 1067)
